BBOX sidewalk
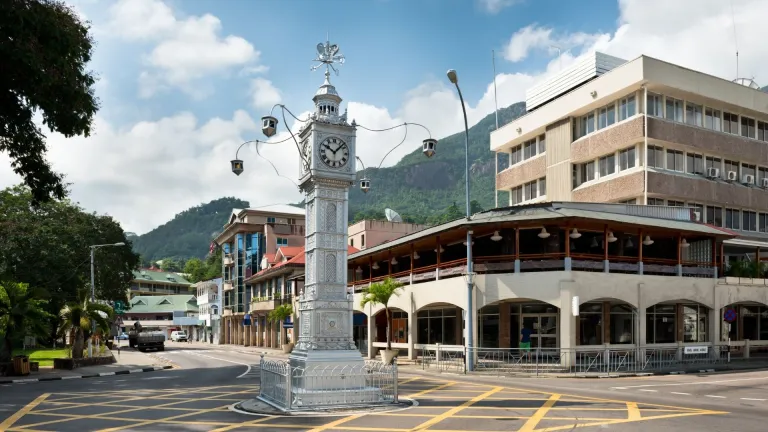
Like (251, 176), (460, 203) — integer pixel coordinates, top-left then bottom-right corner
(0, 347), (171, 384)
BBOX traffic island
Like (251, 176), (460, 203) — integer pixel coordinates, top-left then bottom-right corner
(231, 397), (415, 417)
(53, 350), (116, 370)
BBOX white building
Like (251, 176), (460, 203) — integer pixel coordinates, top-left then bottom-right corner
(194, 278), (223, 344)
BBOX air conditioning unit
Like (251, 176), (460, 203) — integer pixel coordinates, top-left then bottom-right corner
(727, 171), (738, 181)
(706, 167), (720, 178)
(743, 174), (755, 185)
(762, 178), (768, 188)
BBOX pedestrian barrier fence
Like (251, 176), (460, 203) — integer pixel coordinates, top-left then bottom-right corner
(258, 355), (398, 411)
(420, 343), (768, 376)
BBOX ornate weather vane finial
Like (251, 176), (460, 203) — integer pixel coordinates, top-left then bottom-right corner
(311, 36), (345, 76)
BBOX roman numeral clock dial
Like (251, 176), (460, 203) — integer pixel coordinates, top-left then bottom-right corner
(319, 137), (349, 169)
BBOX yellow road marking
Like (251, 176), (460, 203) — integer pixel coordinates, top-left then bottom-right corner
(306, 413), (365, 432)
(519, 393), (560, 432)
(627, 402), (641, 420)
(409, 386), (504, 431)
(406, 381), (455, 398)
(0, 394), (50, 431)
(208, 415), (277, 432)
(534, 410), (728, 431)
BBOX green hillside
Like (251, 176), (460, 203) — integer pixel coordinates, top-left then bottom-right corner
(131, 103), (525, 261)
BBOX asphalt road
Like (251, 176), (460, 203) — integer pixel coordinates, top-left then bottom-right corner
(0, 343), (765, 431)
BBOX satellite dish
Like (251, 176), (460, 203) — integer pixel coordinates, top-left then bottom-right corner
(733, 77), (760, 89)
(384, 208), (403, 223)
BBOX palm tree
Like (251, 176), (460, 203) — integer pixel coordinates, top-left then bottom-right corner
(0, 281), (51, 362)
(58, 289), (114, 359)
(360, 277), (404, 353)
(268, 303), (293, 346)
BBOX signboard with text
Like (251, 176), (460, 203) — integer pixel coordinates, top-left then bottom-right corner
(683, 346), (708, 355)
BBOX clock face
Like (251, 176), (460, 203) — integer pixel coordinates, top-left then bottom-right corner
(319, 137), (349, 169)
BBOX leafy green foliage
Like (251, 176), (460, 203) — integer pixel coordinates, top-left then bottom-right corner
(132, 197), (249, 262)
(0, 185), (139, 343)
(0, 281), (53, 362)
(57, 289), (114, 359)
(268, 303), (293, 324)
(0, 0), (99, 203)
(360, 277), (404, 351)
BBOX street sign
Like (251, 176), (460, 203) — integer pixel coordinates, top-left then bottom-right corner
(114, 301), (125, 315)
(684, 346), (708, 355)
(724, 308), (737, 323)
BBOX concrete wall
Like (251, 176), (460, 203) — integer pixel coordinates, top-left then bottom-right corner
(347, 220), (429, 250)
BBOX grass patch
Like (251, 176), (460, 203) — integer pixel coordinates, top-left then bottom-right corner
(12, 348), (69, 367)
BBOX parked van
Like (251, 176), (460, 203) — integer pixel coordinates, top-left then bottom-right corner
(170, 330), (188, 342)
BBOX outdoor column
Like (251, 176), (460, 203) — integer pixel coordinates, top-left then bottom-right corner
(499, 303), (510, 348)
(407, 310), (417, 360)
(244, 323), (251, 347)
(559, 281), (577, 367)
(265, 320), (272, 348)
(367, 310), (375, 359)
(710, 294), (721, 360)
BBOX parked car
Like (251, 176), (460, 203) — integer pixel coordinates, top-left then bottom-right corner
(170, 330), (188, 342)
(118, 332), (129, 340)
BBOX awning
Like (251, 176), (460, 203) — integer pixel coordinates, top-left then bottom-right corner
(724, 238), (768, 248)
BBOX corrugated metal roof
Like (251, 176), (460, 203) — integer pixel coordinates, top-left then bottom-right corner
(348, 203), (734, 260)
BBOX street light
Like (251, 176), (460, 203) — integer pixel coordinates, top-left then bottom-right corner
(446, 69), (475, 372)
(88, 242), (125, 357)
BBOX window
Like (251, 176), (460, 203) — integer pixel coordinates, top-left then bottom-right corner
(741, 116), (756, 138)
(706, 206), (723, 227)
(647, 145), (664, 168)
(647, 93), (663, 117)
(350, 238), (354, 248)
(646, 305), (676, 344)
(496, 152), (510, 173)
(682, 304), (708, 343)
(618, 198), (637, 204)
(760, 213), (768, 233)
(743, 211), (757, 232)
(619, 95), (636, 120)
(685, 102), (703, 126)
(599, 154), (616, 177)
(578, 303), (604, 345)
(667, 200), (685, 207)
(287, 218), (296, 225)
(539, 178), (547, 196)
(577, 112), (596, 138)
(665, 97), (683, 122)
(576, 161), (595, 186)
(267, 217), (276, 223)
(523, 139), (538, 159)
(742, 164), (756, 183)
(759, 167), (768, 186)
(510, 145), (522, 164)
(276, 237), (288, 246)
(759, 121), (768, 142)
(361, 234), (365, 247)
(723, 112), (739, 134)
(619, 147), (636, 171)
(691, 203), (704, 221)
(510, 186), (523, 205)
(666, 149), (684, 172)
(705, 108), (721, 131)
(706, 156), (722, 177)
(648, 198), (665, 206)
(538, 134), (546, 153)
(725, 208), (741, 230)
(686, 153), (704, 174)
(725, 160), (739, 178)
(524, 180), (538, 200)
(598, 103), (616, 129)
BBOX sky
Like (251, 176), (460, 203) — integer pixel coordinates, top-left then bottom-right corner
(2, 0), (768, 235)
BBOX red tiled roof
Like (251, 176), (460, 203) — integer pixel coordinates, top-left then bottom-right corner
(246, 245), (358, 282)
(277, 246), (303, 259)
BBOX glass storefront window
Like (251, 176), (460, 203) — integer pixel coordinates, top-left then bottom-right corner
(610, 304), (635, 344)
(478, 305), (499, 348)
(417, 308), (458, 345)
(646, 305), (676, 343)
(579, 303), (603, 345)
(683, 304), (708, 342)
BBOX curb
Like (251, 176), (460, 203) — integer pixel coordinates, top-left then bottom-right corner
(0, 365), (172, 384)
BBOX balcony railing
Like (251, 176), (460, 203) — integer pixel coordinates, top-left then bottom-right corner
(223, 281), (234, 291)
(348, 253), (718, 292)
(271, 224), (305, 236)
(223, 254), (234, 266)
(250, 295), (293, 312)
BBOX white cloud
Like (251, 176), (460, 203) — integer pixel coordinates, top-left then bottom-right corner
(503, 24), (607, 63)
(107, 0), (260, 97)
(477, 0), (521, 14)
(250, 78), (282, 110)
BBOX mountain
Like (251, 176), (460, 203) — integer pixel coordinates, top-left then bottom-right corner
(348, 102), (526, 223)
(132, 197), (249, 262)
(130, 103), (525, 261)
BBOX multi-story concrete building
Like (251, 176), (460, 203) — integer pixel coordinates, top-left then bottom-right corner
(491, 53), (768, 266)
(348, 220), (428, 250)
(129, 269), (192, 298)
(193, 277), (222, 343)
(214, 205), (305, 343)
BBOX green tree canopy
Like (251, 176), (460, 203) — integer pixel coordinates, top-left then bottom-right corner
(0, 0), (99, 203)
(0, 281), (52, 361)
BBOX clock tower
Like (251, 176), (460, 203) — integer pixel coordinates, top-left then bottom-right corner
(289, 60), (374, 405)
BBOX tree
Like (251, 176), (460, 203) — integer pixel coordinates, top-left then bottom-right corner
(0, 0), (99, 203)
(58, 289), (113, 359)
(183, 258), (206, 283)
(359, 278), (404, 355)
(160, 258), (181, 272)
(0, 281), (52, 362)
(268, 304), (293, 345)
(470, 200), (484, 215)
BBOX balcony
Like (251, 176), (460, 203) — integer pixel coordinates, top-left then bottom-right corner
(271, 224), (305, 236)
(223, 254), (234, 266)
(251, 298), (276, 312)
(223, 281), (234, 291)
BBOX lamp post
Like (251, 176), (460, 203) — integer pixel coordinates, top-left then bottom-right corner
(447, 69), (475, 372)
(88, 242), (125, 358)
